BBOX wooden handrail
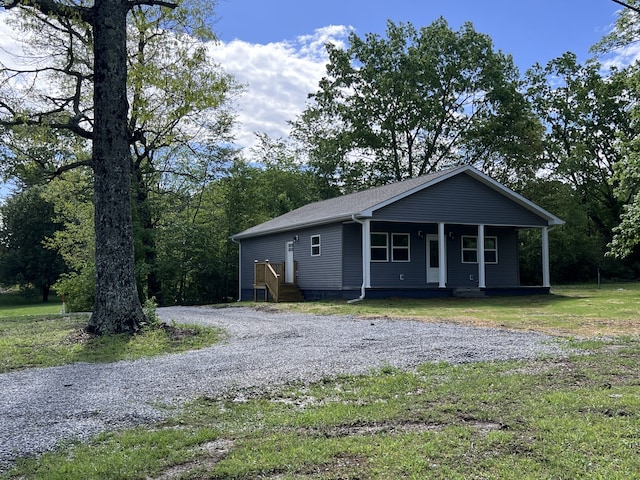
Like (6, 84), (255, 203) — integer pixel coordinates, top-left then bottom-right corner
(254, 260), (280, 302)
(264, 261), (280, 302)
(254, 260), (299, 302)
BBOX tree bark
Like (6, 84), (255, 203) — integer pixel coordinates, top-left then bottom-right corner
(87, 0), (145, 334)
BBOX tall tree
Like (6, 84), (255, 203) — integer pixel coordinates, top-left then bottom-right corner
(126, 5), (238, 304)
(0, 0), (178, 334)
(292, 19), (542, 191)
(1, 0), (237, 333)
(0, 187), (67, 300)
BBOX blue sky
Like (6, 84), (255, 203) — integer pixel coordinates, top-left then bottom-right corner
(215, 0), (620, 73)
(0, 1), (629, 159)
(209, 0), (625, 151)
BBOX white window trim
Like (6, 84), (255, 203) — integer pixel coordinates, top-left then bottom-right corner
(461, 235), (498, 264)
(391, 233), (411, 262)
(310, 235), (321, 256)
(370, 232), (389, 262)
(484, 236), (498, 264)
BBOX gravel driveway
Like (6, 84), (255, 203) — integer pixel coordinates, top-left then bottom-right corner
(0, 306), (569, 473)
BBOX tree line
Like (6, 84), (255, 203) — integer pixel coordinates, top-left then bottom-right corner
(1, 1), (640, 330)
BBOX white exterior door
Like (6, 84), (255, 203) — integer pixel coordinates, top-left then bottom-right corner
(285, 241), (294, 283)
(426, 234), (440, 283)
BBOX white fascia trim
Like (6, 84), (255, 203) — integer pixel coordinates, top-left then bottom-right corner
(231, 215), (357, 241)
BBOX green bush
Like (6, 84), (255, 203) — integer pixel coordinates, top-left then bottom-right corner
(53, 265), (95, 312)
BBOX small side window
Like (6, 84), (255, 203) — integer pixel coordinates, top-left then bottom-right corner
(311, 235), (321, 256)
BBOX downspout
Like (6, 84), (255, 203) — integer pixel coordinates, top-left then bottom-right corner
(348, 214), (369, 303)
(231, 237), (242, 302)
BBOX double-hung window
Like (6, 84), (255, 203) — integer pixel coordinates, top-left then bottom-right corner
(370, 233), (388, 262)
(462, 236), (498, 264)
(391, 233), (410, 262)
(310, 235), (321, 256)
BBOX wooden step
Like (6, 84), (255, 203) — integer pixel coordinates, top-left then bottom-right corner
(278, 284), (304, 302)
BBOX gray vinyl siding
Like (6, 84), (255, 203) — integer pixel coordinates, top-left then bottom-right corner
(295, 224), (343, 290)
(342, 223), (363, 288)
(240, 224), (343, 293)
(365, 223), (520, 289)
(374, 173), (548, 227)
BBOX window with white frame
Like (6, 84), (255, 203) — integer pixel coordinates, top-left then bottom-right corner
(462, 235), (498, 264)
(370, 233), (388, 262)
(391, 233), (410, 262)
(462, 236), (478, 263)
(484, 237), (498, 263)
(310, 235), (321, 256)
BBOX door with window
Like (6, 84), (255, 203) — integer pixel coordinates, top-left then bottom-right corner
(285, 241), (294, 283)
(426, 234), (440, 283)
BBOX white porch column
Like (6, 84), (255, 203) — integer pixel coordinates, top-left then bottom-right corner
(363, 219), (371, 288)
(438, 222), (447, 288)
(478, 224), (486, 288)
(542, 226), (550, 288)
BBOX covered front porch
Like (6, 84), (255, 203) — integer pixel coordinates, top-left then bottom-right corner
(348, 219), (553, 301)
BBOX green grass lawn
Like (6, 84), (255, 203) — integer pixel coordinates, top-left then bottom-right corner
(0, 294), (65, 317)
(0, 295), (222, 373)
(7, 340), (640, 479)
(269, 283), (640, 338)
(2, 285), (640, 479)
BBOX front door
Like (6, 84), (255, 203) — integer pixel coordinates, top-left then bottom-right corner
(285, 241), (294, 283)
(426, 234), (439, 283)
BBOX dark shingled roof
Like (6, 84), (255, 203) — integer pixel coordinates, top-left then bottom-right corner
(232, 165), (563, 240)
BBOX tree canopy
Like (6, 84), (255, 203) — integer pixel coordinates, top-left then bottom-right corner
(292, 18), (543, 192)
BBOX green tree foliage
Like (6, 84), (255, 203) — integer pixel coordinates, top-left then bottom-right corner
(525, 53), (633, 237)
(154, 137), (322, 305)
(591, 1), (640, 262)
(0, 187), (66, 301)
(1, 1), (239, 328)
(44, 170), (96, 311)
(126, 14), (239, 303)
(524, 53), (639, 278)
(292, 18), (542, 192)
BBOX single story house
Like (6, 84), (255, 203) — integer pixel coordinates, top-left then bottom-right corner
(231, 165), (564, 302)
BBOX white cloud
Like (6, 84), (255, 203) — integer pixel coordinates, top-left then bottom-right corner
(599, 43), (640, 71)
(209, 26), (353, 151)
(1, 12), (351, 154)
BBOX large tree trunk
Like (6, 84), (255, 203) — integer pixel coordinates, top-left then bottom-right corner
(87, 0), (145, 334)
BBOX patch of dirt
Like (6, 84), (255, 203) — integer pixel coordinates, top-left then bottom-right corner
(159, 324), (202, 342)
(62, 327), (96, 346)
(294, 454), (369, 479)
(150, 439), (234, 480)
(298, 419), (446, 439)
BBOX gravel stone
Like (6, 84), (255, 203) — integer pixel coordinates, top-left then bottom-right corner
(0, 306), (570, 473)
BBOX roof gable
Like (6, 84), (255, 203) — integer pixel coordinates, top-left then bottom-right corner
(232, 166), (563, 240)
